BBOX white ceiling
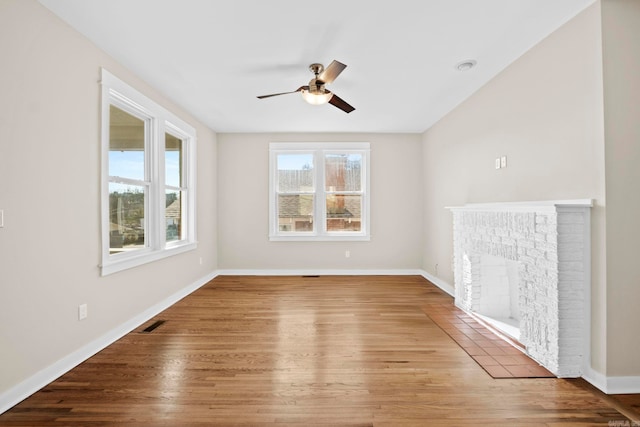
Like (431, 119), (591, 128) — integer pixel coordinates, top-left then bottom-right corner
(39, 0), (595, 133)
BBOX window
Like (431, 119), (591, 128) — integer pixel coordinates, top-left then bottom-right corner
(101, 69), (196, 275)
(269, 142), (370, 241)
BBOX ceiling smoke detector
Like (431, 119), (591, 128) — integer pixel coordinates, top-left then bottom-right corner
(455, 60), (477, 71)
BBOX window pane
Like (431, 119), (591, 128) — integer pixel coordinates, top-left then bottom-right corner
(109, 182), (146, 254)
(165, 133), (183, 188)
(325, 154), (362, 192)
(326, 194), (362, 232)
(278, 194), (314, 232)
(166, 190), (182, 242)
(277, 153), (314, 192)
(109, 105), (145, 180)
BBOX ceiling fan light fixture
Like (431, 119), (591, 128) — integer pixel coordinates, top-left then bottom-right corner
(257, 60), (353, 112)
(301, 89), (333, 105)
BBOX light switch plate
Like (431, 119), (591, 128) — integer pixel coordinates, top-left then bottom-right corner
(495, 158), (501, 169)
(0, 210), (3, 227)
(501, 156), (507, 168)
(78, 304), (88, 320)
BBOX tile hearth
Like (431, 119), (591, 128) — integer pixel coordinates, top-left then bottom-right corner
(422, 302), (554, 378)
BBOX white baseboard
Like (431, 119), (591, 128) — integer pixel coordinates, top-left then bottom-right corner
(583, 366), (640, 394)
(0, 270), (218, 415)
(582, 366), (608, 393)
(216, 268), (426, 276)
(606, 376), (640, 394)
(419, 270), (455, 297)
(217, 268), (456, 297)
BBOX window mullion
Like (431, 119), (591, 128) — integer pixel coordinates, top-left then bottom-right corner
(184, 132), (195, 243)
(109, 176), (151, 186)
(153, 118), (165, 250)
(316, 150), (325, 236)
(165, 185), (184, 191)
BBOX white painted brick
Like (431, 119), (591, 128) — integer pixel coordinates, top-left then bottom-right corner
(558, 353), (582, 364)
(536, 224), (551, 234)
(546, 251), (559, 263)
(558, 309), (583, 320)
(535, 240), (558, 252)
(559, 345), (583, 357)
(558, 233), (583, 243)
(546, 270), (559, 281)
(558, 223), (585, 234)
(495, 228), (509, 237)
(501, 237), (516, 246)
(558, 250), (584, 262)
(559, 271), (584, 281)
(559, 242), (584, 253)
(558, 290), (583, 301)
(518, 239), (535, 249)
(559, 261), (584, 272)
(452, 204), (590, 378)
(558, 213), (585, 224)
(526, 248), (543, 259)
(510, 230), (524, 239)
(518, 255), (535, 266)
(534, 232), (547, 242)
(536, 258), (557, 271)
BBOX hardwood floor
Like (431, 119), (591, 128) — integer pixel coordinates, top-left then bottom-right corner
(0, 275), (637, 426)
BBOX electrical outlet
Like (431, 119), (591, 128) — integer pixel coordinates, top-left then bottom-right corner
(0, 209), (4, 227)
(78, 304), (88, 321)
(501, 156), (507, 168)
(345, 250), (350, 258)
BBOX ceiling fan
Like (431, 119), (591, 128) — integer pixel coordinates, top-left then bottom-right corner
(257, 60), (355, 113)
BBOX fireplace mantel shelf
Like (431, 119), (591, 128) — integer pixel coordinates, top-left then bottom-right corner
(447, 199), (592, 212)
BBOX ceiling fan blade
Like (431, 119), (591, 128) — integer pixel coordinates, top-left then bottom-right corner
(328, 93), (355, 113)
(257, 86), (306, 99)
(318, 60), (346, 84)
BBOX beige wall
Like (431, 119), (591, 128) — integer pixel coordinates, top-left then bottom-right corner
(217, 133), (423, 271)
(2, 0), (638, 402)
(421, 4), (608, 372)
(601, 0), (640, 376)
(0, 0), (218, 395)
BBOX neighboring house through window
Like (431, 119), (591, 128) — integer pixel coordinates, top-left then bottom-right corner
(101, 69), (196, 275)
(269, 142), (370, 241)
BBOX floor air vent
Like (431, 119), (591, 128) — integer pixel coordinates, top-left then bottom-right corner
(141, 320), (165, 333)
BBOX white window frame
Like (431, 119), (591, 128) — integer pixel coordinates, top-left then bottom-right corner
(100, 69), (197, 275)
(269, 142), (370, 241)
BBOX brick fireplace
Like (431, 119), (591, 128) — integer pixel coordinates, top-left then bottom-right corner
(449, 200), (592, 377)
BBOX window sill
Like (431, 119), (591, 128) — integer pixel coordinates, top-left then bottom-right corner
(100, 242), (197, 276)
(269, 235), (371, 242)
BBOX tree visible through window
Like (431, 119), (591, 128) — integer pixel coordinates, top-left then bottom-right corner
(101, 69), (197, 275)
(108, 105), (148, 253)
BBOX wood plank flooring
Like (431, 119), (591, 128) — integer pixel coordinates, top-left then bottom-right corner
(0, 275), (637, 426)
